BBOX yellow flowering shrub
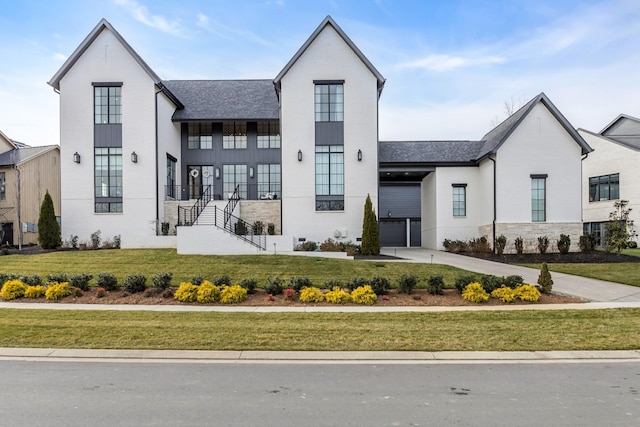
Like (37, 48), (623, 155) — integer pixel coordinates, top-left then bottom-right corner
(174, 282), (199, 302)
(325, 286), (352, 304)
(491, 286), (516, 303)
(196, 280), (220, 303)
(0, 279), (27, 300)
(514, 284), (541, 302)
(299, 286), (325, 303)
(219, 285), (248, 304)
(24, 285), (46, 299)
(461, 282), (489, 303)
(350, 285), (377, 305)
(45, 282), (72, 300)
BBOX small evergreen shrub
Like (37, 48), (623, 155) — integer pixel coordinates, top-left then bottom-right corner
(454, 275), (478, 294)
(289, 276), (313, 292)
(347, 277), (368, 292)
(323, 279), (343, 290)
(96, 272), (118, 291)
(20, 275), (42, 286)
(495, 235), (507, 255)
(461, 282), (489, 303)
(426, 275), (444, 295)
(1, 279), (27, 300)
(397, 274), (417, 294)
(514, 284), (541, 302)
(264, 277), (284, 295)
(191, 275), (204, 286)
(370, 276), (390, 295)
(537, 236), (550, 254)
(174, 283), (199, 302)
(196, 280), (220, 303)
(96, 287), (107, 298)
(514, 236), (524, 254)
(213, 275), (232, 286)
(557, 234), (571, 254)
(219, 285), (248, 304)
(24, 285), (46, 299)
(0, 273), (19, 287)
(234, 220), (248, 235)
(491, 286), (516, 303)
(45, 282), (72, 300)
(503, 275), (523, 289)
(480, 275), (503, 293)
(351, 285), (377, 305)
(38, 190), (62, 249)
(325, 286), (352, 304)
(537, 262), (553, 294)
(151, 272), (173, 290)
(70, 274), (93, 291)
(251, 221), (265, 235)
(123, 274), (147, 294)
(90, 230), (101, 249)
(240, 278), (257, 294)
(47, 273), (69, 283)
(579, 234), (596, 253)
(267, 223), (276, 235)
(299, 287), (325, 303)
(283, 288), (296, 301)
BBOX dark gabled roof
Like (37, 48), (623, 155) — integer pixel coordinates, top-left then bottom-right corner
(48, 19), (182, 108)
(477, 92), (592, 158)
(274, 16), (385, 96)
(578, 128), (640, 152)
(598, 114), (640, 149)
(162, 80), (279, 121)
(379, 140), (483, 164)
(0, 145), (59, 167)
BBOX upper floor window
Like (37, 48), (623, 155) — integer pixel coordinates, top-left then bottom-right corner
(223, 122), (247, 149)
(187, 123), (213, 149)
(94, 85), (122, 124)
(257, 121), (280, 149)
(0, 172), (5, 200)
(315, 145), (344, 211)
(589, 173), (619, 202)
(452, 184), (466, 217)
(531, 175), (547, 222)
(315, 83), (343, 122)
(94, 147), (123, 213)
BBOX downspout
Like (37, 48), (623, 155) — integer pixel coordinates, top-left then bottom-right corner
(488, 155), (496, 254)
(581, 152), (588, 224)
(155, 87), (161, 235)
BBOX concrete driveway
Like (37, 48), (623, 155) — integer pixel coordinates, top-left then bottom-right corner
(381, 247), (640, 303)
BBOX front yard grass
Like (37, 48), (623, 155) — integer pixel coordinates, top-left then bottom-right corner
(0, 249), (471, 287)
(1, 308), (638, 351)
(520, 262), (640, 287)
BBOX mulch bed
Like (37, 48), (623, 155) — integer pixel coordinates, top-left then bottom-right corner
(459, 251), (640, 264)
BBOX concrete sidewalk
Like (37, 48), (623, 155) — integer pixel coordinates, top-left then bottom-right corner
(381, 247), (640, 303)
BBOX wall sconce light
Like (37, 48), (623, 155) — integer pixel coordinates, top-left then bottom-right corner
(131, 151), (138, 163)
(215, 167), (220, 179)
(297, 149), (302, 162)
(73, 152), (81, 164)
(249, 167), (254, 178)
(387, 210), (392, 218)
(357, 149), (362, 161)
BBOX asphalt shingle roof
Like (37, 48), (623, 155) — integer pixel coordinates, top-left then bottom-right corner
(379, 140), (483, 164)
(162, 80), (280, 121)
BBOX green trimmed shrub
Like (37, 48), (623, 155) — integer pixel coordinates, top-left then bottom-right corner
(1, 279), (27, 300)
(495, 235), (507, 255)
(196, 280), (220, 303)
(579, 234), (596, 253)
(322, 279), (343, 290)
(47, 273), (69, 283)
(426, 275), (444, 295)
(151, 272), (173, 290)
(351, 285), (377, 305)
(0, 273), (19, 287)
(369, 276), (390, 295)
(537, 262), (553, 294)
(45, 282), (72, 300)
(264, 277), (284, 295)
(299, 286), (325, 303)
(96, 272), (118, 291)
(174, 282), (199, 302)
(289, 276), (313, 292)
(190, 275), (204, 286)
(213, 275), (232, 286)
(20, 274), (42, 286)
(454, 275), (477, 294)
(219, 285), (248, 304)
(480, 275), (503, 293)
(514, 237), (524, 254)
(537, 236), (550, 254)
(557, 234), (571, 254)
(397, 274), (418, 294)
(240, 278), (257, 294)
(70, 274), (93, 291)
(503, 275), (523, 289)
(38, 190), (62, 249)
(346, 277), (368, 292)
(123, 274), (147, 294)
(360, 194), (380, 255)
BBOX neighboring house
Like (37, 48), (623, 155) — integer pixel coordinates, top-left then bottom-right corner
(379, 93), (592, 252)
(0, 130), (60, 246)
(579, 114), (640, 246)
(48, 16), (382, 253)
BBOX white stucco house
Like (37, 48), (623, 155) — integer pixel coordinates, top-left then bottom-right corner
(579, 114), (640, 246)
(48, 16), (590, 254)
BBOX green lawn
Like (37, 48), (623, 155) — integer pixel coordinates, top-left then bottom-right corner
(1, 308), (638, 351)
(0, 249), (474, 288)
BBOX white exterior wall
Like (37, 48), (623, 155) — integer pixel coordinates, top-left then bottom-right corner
(420, 172), (437, 249)
(280, 25), (379, 244)
(580, 130), (640, 228)
(156, 91), (182, 232)
(59, 29), (166, 248)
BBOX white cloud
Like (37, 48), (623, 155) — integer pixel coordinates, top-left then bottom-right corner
(114, 0), (184, 36)
(398, 54), (506, 72)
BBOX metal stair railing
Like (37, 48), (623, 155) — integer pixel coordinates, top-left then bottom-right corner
(213, 205), (266, 251)
(177, 185), (212, 226)
(223, 185), (241, 226)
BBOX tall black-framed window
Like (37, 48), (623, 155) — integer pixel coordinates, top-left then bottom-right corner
(94, 85), (122, 124)
(589, 173), (619, 202)
(187, 123), (213, 149)
(0, 172), (5, 201)
(223, 122), (247, 149)
(315, 145), (344, 211)
(166, 155), (177, 199)
(94, 147), (123, 213)
(257, 121), (280, 149)
(531, 174), (547, 222)
(257, 164), (281, 199)
(223, 164), (247, 199)
(315, 83), (344, 122)
(452, 184), (466, 217)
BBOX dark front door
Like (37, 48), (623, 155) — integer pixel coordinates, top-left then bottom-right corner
(1, 222), (13, 246)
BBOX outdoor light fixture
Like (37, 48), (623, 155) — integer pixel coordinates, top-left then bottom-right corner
(298, 149), (302, 162)
(249, 167), (254, 178)
(357, 149), (362, 161)
(73, 152), (81, 164)
(215, 167), (220, 179)
(131, 151), (138, 163)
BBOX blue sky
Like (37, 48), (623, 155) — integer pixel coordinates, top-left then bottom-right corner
(1, 0), (639, 146)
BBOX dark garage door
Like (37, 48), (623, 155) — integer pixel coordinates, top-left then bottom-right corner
(380, 219), (421, 247)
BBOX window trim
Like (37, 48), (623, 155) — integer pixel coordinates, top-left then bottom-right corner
(94, 147), (123, 213)
(314, 82), (344, 123)
(589, 173), (619, 202)
(531, 174), (547, 222)
(94, 84), (122, 124)
(315, 145), (344, 211)
(452, 183), (467, 217)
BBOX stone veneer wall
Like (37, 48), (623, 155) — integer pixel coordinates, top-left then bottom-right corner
(239, 200), (281, 235)
(479, 222), (583, 254)
(162, 201), (198, 235)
